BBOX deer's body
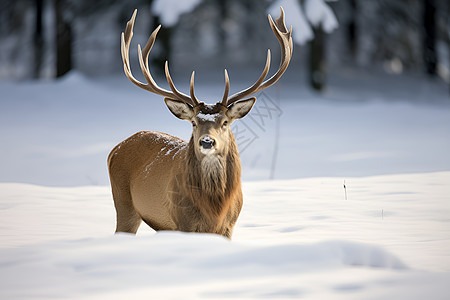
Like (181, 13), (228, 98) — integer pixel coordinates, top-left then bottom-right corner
(109, 130), (242, 237)
(110, 8), (292, 238)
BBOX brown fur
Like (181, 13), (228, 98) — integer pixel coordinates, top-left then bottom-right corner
(182, 133), (241, 231)
(108, 128), (243, 239)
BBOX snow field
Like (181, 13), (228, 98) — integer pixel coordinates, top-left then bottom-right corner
(0, 171), (449, 299)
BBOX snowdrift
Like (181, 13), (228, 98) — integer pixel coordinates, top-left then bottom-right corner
(1, 172), (449, 299)
(1, 52), (449, 299)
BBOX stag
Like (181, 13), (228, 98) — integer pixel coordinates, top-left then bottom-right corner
(108, 8), (293, 238)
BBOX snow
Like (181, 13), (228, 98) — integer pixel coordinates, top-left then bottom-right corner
(1, 62), (449, 298)
(152, 0), (203, 27)
(147, 131), (187, 157)
(0, 172), (450, 299)
(304, 0), (339, 33)
(1, 68), (448, 186)
(196, 112), (220, 122)
(268, 0), (338, 45)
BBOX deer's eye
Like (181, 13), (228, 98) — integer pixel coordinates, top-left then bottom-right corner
(191, 121), (197, 127)
(222, 121), (228, 128)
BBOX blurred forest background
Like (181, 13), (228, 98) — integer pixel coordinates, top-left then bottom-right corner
(0, 0), (449, 91)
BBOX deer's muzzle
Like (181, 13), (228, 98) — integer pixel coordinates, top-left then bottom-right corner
(200, 136), (215, 150)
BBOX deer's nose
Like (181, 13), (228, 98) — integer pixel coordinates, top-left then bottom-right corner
(200, 136), (215, 149)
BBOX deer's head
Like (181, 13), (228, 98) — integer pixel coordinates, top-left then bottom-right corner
(164, 98), (255, 159)
(121, 8), (293, 160)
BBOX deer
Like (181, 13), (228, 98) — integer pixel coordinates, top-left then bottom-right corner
(108, 7), (293, 239)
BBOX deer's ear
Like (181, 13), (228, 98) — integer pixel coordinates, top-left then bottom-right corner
(164, 98), (194, 120)
(226, 97), (256, 120)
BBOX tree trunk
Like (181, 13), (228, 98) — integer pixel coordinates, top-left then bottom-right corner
(347, 0), (357, 59)
(218, 0), (228, 57)
(33, 0), (44, 78)
(55, 0), (72, 78)
(151, 15), (172, 75)
(309, 26), (326, 91)
(423, 0), (437, 76)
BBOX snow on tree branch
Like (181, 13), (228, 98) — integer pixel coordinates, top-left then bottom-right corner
(152, 0), (203, 27)
(304, 0), (338, 33)
(268, 0), (338, 45)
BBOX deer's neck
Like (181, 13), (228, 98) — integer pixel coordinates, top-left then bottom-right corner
(183, 135), (241, 221)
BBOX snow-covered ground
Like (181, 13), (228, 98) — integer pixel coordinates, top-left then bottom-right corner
(1, 172), (449, 299)
(0, 67), (449, 298)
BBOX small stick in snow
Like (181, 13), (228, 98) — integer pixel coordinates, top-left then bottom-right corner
(343, 180), (347, 200)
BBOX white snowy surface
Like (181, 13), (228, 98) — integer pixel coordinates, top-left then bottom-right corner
(0, 172), (449, 299)
(0, 65), (449, 298)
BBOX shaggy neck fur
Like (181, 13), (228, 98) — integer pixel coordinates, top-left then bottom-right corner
(201, 155), (226, 194)
(183, 132), (241, 226)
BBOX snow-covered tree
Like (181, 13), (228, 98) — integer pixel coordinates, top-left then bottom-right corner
(268, 0), (338, 91)
(152, 0), (203, 27)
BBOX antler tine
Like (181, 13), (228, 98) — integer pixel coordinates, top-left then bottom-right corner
(221, 69), (230, 105)
(190, 71), (200, 105)
(121, 10), (152, 92)
(165, 61), (196, 106)
(254, 8), (293, 92)
(225, 6), (293, 106)
(121, 9), (194, 105)
(140, 37), (192, 104)
(226, 49), (271, 106)
(274, 6), (293, 56)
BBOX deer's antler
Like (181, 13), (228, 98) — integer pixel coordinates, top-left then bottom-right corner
(121, 7), (292, 107)
(121, 9), (199, 106)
